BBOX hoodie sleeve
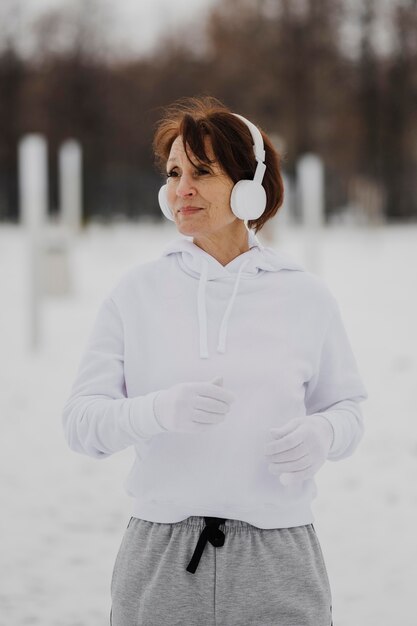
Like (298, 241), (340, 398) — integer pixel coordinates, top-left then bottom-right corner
(304, 300), (368, 461)
(62, 297), (165, 459)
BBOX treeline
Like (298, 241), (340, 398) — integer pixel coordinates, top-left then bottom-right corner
(0, 0), (416, 222)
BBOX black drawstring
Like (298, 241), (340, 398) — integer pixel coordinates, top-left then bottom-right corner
(186, 517), (227, 574)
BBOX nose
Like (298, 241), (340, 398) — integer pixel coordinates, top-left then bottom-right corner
(176, 172), (196, 198)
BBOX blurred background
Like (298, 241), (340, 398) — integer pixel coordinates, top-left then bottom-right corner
(0, 1), (416, 625)
(1, 0), (417, 224)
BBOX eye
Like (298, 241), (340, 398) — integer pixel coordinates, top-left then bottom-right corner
(166, 169), (179, 179)
(196, 167), (210, 176)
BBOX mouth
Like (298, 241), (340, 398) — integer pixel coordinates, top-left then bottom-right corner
(178, 206), (203, 215)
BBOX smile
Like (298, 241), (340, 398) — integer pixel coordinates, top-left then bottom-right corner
(179, 207), (203, 214)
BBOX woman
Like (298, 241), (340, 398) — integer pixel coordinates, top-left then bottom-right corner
(62, 96), (367, 626)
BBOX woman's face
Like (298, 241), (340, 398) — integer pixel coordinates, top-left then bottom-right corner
(165, 135), (238, 239)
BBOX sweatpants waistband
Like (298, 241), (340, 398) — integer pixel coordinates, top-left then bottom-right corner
(179, 515), (257, 532)
(134, 515), (313, 533)
(127, 515), (315, 574)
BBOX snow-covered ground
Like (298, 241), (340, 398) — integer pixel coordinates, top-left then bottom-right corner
(0, 220), (416, 626)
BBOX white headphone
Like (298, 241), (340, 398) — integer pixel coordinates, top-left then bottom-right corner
(158, 112), (267, 222)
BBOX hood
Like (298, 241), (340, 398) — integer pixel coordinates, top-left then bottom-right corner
(162, 229), (304, 359)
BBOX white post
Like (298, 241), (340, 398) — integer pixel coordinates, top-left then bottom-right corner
(18, 134), (48, 351)
(59, 139), (82, 232)
(297, 153), (325, 274)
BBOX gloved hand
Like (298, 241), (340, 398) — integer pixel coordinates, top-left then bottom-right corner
(264, 415), (334, 486)
(153, 376), (236, 433)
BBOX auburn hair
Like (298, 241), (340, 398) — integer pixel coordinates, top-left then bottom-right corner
(152, 96), (284, 233)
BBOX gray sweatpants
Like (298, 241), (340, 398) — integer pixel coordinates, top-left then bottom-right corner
(110, 515), (333, 626)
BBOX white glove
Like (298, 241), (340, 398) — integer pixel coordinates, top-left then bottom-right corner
(264, 415), (334, 486)
(153, 376), (236, 433)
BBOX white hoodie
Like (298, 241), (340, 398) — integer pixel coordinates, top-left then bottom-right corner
(62, 230), (368, 528)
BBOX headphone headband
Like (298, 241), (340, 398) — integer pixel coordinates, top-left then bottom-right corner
(232, 113), (266, 163)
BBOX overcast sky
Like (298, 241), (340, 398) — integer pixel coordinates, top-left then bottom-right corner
(1, 0), (396, 60)
(1, 0), (217, 57)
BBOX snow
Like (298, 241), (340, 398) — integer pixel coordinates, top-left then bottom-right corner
(1, 220), (416, 625)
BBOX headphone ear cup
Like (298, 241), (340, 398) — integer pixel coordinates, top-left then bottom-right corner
(230, 180), (267, 220)
(158, 184), (174, 221)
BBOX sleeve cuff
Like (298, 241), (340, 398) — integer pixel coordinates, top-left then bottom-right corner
(312, 400), (365, 460)
(129, 391), (167, 438)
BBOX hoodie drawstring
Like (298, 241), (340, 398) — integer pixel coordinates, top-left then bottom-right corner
(198, 258), (250, 359)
